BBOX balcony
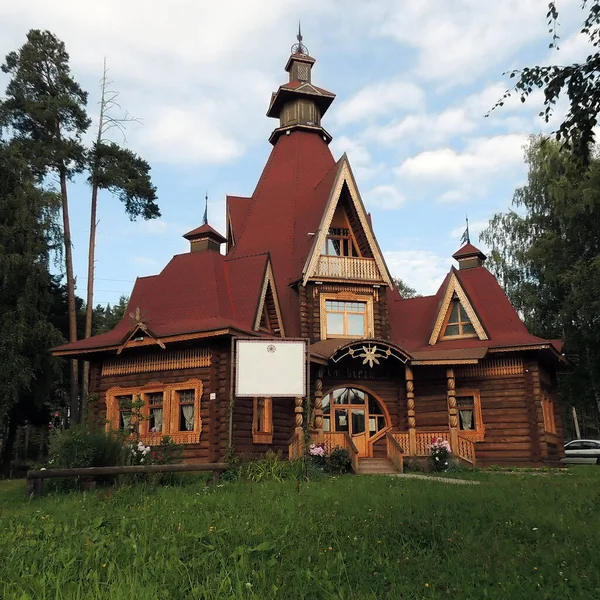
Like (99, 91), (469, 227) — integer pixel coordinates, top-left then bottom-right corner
(314, 256), (382, 282)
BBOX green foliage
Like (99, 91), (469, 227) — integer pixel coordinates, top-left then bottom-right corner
(240, 451), (306, 483)
(2, 468), (600, 598)
(392, 276), (421, 298)
(90, 141), (159, 220)
(403, 456), (425, 473)
(92, 296), (129, 335)
(324, 446), (352, 474)
(495, 1), (600, 163)
(150, 436), (184, 465)
(48, 425), (126, 469)
(481, 136), (600, 432)
(0, 29), (90, 178)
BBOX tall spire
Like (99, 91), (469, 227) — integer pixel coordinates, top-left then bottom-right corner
(202, 191), (208, 225)
(460, 216), (470, 245)
(291, 21), (308, 55)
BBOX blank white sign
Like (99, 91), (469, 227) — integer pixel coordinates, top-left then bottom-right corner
(235, 340), (306, 397)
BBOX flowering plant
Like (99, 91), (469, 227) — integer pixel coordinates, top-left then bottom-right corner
(309, 443), (326, 468)
(130, 440), (151, 465)
(428, 437), (451, 472)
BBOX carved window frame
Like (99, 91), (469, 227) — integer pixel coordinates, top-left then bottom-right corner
(440, 296), (478, 341)
(455, 388), (485, 442)
(319, 292), (374, 340)
(253, 397), (273, 444)
(105, 378), (203, 445)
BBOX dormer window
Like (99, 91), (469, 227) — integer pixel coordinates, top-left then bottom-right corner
(321, 228), (359, 257)
(441, 295), (477, 340)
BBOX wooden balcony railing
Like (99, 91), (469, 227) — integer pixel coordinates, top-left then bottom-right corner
(314, 256), (382, 281)
(457, 435), (476, 465)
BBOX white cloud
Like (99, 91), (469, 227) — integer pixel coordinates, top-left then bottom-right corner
(366, 107), (475, 147)
(331, 136), (382, 181)
(366, 185), (405, 210)
(334, 80), (425, 125)
(384, 249), (452, 296)
(437, 190), (467, 204)
(397, 134), (527, 182)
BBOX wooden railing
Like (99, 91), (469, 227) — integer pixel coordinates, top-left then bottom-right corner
(314, 256), (382, 281)
(344, 433), (359, 473)
(386, 433), (404, 473)
(288, 432), (304, 460)
(415, 431), (450, 456)
(390, 431), (410, 453)
(457, 435), (476, 465)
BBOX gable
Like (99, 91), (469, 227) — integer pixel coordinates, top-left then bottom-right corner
(302, 156), (392, 286)
(429, 272), (488, 345)
(253, 260), (285, 337)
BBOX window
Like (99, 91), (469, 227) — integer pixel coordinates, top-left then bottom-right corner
(321, 228), (358, 257)
(441, 295), (477, 339)
(455, 390), (485, 441)
(326, 300), (366, 337)
(322, 387), (388, 439)
(253, 397), (273, 444)
(117, 395), (133, 431)
(106, 379), (203, 445)
(177, 390), (195, 432)
(147, 392), (164, 433)
(542, 396), (556, 434)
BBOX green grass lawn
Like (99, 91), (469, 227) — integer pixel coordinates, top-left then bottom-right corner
(1, 468), (599, 599)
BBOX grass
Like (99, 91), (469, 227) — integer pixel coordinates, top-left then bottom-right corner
(1, 468), (599, 599)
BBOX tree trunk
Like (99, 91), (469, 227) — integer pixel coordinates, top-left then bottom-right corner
(0, 418), (18, 478)
(81, 180), (99, 420)
(60, 168), (80, 424)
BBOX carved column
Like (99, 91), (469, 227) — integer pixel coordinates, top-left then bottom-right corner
(405, 364), (416, 455)
(313, 369), (324, 442)
(294, 396), (304, 436)
(447, 367), (459, 453)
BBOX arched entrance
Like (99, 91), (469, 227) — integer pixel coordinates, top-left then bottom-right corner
(322, 386), (391, 457)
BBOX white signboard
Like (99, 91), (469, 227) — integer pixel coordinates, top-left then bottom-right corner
(235, 339), (307, 397)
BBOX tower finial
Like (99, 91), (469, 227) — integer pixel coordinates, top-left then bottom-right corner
(460, 215), (470, 245)
(202, 191), (208, 226)
(291, 22), (309, 55)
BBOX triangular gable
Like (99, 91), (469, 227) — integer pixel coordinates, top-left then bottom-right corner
(429, 272), (488, 345)
(302, 155), (393, 286)
(117, 309), (166, 354)
(253, 260), (285, 337)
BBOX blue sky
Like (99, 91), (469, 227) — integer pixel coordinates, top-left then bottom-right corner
(0, 0), (592, 303)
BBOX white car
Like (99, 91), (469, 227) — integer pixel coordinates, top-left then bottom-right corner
(562, 439), (600, 465)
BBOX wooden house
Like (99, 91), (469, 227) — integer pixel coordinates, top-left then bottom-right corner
(52, 35), (567, 469)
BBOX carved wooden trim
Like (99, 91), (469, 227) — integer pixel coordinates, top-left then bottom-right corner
(489, 344), (551, 353)
(105, 378), (203, 444)
(302, 159), (392, 287)
(454, 387), (485, 442)
(429, 273), (488, 345)
(102, 348), (211, 376)
(252, 397), (273, 444)
(319, 291), (374, 340)
(456, 357), (523, 378)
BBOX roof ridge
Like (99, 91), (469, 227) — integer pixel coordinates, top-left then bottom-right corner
(225, 251), (270, 263)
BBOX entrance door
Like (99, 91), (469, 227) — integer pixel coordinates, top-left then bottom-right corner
(322, 388), (388, 457)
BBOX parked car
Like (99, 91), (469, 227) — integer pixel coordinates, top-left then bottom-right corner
(562, 439), (600, 465)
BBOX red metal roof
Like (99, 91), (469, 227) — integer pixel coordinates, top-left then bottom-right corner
(227, 195), (251, 243)
(183, 223), (227, 242)
(229, 129), (338, 336)
(452, 242), (486, 260)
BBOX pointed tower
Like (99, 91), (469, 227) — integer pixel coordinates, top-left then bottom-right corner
(266, 26), (335, 145)
(452, 243), (487, 270)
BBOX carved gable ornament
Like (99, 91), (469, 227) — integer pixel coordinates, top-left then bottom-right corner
(302, 156), (392, 287)
(429, 273), (488, 345)
(331, 341), (410, 366)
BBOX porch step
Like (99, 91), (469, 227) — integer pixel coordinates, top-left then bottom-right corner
(356, 458), (399, 475)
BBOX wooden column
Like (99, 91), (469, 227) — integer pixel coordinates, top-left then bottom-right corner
(446, 368), (459, 453)
(405, 364), (416, 455)
(294, 396), (304, 436)
(313, 369), (324, 442)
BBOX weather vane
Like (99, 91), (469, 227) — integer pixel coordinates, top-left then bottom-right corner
(202, 191), (208, 226)
(291, 21), (309, 55)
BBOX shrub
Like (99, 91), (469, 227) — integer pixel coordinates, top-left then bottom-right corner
(48, 425), (126, 469)
(325, 447), (352, 474)
(308, 443), (326, 468)
(150, 436), (184, 465)
(403, 457), (425, 473)
(428, 437), (452, 472)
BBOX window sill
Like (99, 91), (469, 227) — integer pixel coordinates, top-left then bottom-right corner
(253, 432), (273, 444)
(439, 333), (479, 341)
